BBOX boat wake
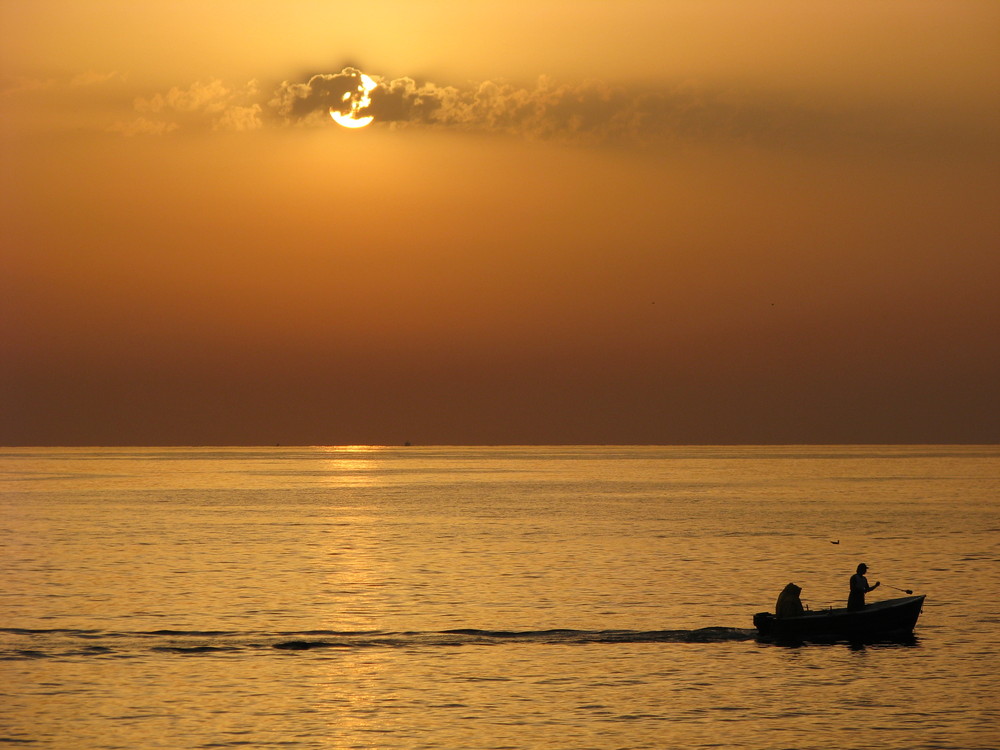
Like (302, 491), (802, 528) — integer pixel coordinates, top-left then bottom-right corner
(0, 625), (757, 659)
(272, 626), (757, 650)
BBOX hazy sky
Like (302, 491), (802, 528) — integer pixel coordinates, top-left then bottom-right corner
(3, 1), (998, 445)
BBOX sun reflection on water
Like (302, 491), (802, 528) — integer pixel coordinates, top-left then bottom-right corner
(318, 445), (386, 487)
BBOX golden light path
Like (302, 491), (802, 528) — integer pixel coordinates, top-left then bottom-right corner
(330, 72), (377, 128)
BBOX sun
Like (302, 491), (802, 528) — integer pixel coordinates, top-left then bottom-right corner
(330, 72), (377, 129)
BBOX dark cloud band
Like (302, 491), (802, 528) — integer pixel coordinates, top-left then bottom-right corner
(106, 67), (986, 157)
(271, 68), (728, 144)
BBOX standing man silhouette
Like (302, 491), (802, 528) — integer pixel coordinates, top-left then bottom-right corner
(848, 562), (880, 610)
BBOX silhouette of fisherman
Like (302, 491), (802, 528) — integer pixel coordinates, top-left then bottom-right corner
(774, 582), (804, 618)
(848, 562), (880, 610)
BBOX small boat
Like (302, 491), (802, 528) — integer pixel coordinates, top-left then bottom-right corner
(753, 595), (925, 642)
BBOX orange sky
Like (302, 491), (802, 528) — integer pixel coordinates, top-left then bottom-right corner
(2, 1), (999, 445)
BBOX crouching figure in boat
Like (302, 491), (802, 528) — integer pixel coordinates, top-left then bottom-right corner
(774, 582), (805, 618)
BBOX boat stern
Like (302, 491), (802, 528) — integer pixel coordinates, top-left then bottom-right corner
(753, 611), (775, 635)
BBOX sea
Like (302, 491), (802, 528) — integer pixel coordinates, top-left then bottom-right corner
(1, 445), (998, 750)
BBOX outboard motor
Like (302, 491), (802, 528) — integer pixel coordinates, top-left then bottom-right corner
(753, 611), (775, 635)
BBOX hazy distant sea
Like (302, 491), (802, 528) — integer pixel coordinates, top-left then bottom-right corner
(2, 446), (998, 749)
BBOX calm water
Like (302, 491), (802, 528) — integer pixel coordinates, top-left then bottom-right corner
(1, 445), (998, 749)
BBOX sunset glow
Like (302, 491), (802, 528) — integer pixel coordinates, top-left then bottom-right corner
(2, 1), (998, 446)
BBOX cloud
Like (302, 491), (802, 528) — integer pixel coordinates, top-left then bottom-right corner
(270, 67), (374, 122)
(265, 69), (879, 150)
(99, 67), (995, 155)
(212, 103), (264, 133)
(269, 69), (729, 144)
(114, 79), (263, 134)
